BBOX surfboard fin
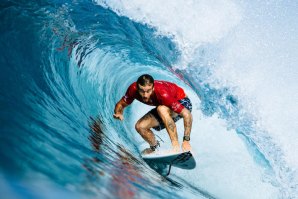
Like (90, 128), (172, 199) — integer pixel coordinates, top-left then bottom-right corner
(166, 152), (192, 176)
(166, 164), (172, 176)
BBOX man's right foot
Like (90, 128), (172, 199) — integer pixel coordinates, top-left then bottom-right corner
(171, 145), (181, 153)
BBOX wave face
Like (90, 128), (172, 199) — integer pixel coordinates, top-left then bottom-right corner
(1, 0), (298, 198)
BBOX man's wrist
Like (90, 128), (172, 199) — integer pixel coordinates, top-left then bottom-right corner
(183, 135), (190, 141)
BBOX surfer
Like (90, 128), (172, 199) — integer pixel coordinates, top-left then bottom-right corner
(113, 74), (193, 154)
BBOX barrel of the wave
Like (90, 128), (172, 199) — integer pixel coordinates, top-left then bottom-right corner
(113, 74), (196, 176)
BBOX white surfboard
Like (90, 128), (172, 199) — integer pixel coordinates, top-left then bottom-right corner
(142, 151), (196, 175)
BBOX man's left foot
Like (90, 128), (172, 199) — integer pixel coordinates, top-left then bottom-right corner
(141, 148), (155, 155)
(141, 141), (160, 155)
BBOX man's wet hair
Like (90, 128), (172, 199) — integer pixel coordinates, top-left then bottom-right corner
(137, 74), (154, 87)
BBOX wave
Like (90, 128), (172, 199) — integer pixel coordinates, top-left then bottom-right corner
(1, 0), (298, 198)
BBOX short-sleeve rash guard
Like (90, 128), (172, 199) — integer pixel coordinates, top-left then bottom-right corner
(121, 80), (186, 113)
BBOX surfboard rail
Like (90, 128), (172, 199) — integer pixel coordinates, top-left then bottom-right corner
(142, 151), (196, 176)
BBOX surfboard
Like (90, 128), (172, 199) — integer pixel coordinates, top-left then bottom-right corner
(142, 151), (196, 176)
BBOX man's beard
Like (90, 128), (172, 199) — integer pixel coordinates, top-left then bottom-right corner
(142, 97), (149, 102)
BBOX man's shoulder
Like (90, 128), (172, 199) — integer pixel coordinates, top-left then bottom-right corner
(123, 82), (138, 104)
(154, 81), (171, 96)
(154, 80), (172, 87)
(154, 80), (178, 89)
(127, 82), (137, 91)
(154, 80), (170, 84)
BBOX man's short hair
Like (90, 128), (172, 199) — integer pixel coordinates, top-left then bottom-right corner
(137, 74), (154, 87)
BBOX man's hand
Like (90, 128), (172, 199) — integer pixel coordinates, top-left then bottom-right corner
(113, 113), (124, 121)
(182, 141), (192, 152)
(114, 99), (128, 121)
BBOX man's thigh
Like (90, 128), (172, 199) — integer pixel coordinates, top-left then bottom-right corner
(137, 111), (160, 129)
(148, 107), (178, 131)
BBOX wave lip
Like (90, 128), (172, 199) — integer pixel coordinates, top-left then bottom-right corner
(96, 0), (242, 63)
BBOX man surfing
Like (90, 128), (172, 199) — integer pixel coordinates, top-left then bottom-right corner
(113, 74), (193, 154)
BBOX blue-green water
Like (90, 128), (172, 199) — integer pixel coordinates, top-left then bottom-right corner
(1, 0), (297, 198)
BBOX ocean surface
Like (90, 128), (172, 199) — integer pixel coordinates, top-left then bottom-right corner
(1, 0), (298, 198)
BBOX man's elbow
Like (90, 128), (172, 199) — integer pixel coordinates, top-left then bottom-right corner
(120, 99), (129, 107)
(117, 99), (129, 109)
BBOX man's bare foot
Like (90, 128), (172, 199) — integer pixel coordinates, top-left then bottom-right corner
(142, 141), (160, 155)
(141, 148), (155, 155)
(171, 145), (180, 153)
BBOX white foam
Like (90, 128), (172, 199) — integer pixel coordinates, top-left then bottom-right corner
(209, 2), (298, 197)
(96, 0), (242, 65)
(212, 2), (298, 169)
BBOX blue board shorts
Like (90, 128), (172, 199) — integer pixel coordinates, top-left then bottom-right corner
(149, 97), (192, 131)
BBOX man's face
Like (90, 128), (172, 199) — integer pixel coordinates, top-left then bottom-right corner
(137, 84), (154, 103)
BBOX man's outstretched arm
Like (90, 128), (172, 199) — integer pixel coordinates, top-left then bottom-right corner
(113, 99), (129, 121)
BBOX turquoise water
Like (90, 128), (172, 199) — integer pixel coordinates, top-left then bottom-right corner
(0, 0), (297, 198)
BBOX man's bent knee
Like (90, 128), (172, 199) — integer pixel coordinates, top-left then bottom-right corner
(135, 121), (141, 132)
(157, 105), (171, 117)
(135, 121), (147, 133)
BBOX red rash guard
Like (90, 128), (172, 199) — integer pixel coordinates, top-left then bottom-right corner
(121, 80), (187, 114)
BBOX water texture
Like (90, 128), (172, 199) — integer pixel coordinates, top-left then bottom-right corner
(1, 0), (297, 198)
